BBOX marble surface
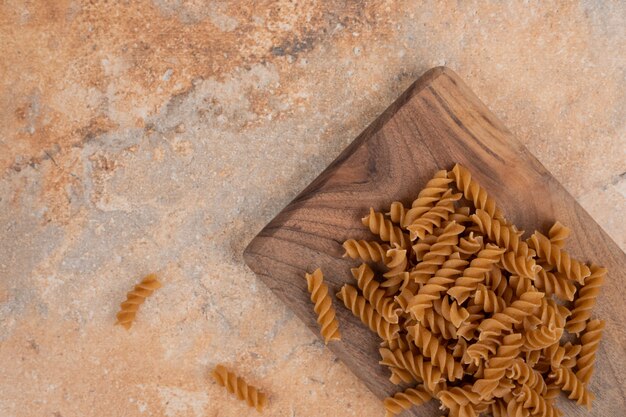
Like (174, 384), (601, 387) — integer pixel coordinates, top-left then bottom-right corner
(0, 1), (624, 416)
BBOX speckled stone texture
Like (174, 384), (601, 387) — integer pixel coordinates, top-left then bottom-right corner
(0, 1), (624, 416)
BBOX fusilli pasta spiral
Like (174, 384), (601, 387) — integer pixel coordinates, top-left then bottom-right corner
(477, 289), (544, 339)
(548, 221), (571, 249)
(472, 333), (523, 400)
(527, 232), (590, 284)
(329, 164), (606, 417)
(342, 239), (391, 263)
(473, 284), (507, 313)
(383, 246), (407, 278)
(389, 169), (452, 227)
(514, 384), (561, 417)
(409, 221), (466, 284)
(447, 243), (505, 304)
(408, 323), (464, 380)
(406, 189), (461, 240)
(362, 208), (410, 250)
(449, 163), (504, 220)
(565, 264), (605, 334)
(550, 367), (594, 409)
(575, 319), (605, 384)
(505, 358), (547, 395)
(378, 347), (443, 392)
(116, 273), (161, 330)
(406, 254), (468, 320)
(212, 364), (267, 412)
(336, 284), (399, 341)
(305, 269), (341, 344)
(351, 263), (400, 324)
(534, 267), (576, 301)
(383, 386), (431, 417)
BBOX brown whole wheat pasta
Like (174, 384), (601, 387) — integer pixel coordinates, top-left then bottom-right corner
(312, 164), (607, 416)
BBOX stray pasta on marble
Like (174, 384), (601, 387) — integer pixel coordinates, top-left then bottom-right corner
(115, 273), (161, 330)
(212, 364), (267, 412)
(327, 164), (605, 417)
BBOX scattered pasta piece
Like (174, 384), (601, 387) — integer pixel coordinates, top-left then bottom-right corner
(115, 273), (161, 330)
(305, 268), (341, 344)
(323, 164), (606, 417)
(212, 364), (267, 412)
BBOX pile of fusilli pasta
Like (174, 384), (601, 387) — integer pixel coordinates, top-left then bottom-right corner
(313, 164), (605, 417)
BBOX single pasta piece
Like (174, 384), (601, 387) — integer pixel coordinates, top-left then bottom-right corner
(472, 333), (524, 400)
(550, 367), (594, 410)
(387, 201), (409, 226)
(362, 208), (410, 249)
(449, 163), (504, 221)
(575, 319), (605, 383)
(336, 285), (399, 341)
(342, 239), (391, 263)
(527, 231), (591, 284)
(406, 189), (461, 240)
(116, 273), (161, 330)
(212, 364), (267, 412)
(305, 269), (341, 344)
(447, 243), (505, 304)
(351, 263), (401, 324)
(383, 385), (431, 417)
(565, 264), (605, 334)
(548, 221), (571, 249)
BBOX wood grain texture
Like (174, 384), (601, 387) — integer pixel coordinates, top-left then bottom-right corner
(243, 67), (626, 416)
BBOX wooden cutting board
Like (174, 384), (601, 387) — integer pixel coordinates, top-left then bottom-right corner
(243, 67), (626, 416)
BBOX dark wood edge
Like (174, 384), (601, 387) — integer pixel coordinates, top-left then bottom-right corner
(243, 66), (453, 268)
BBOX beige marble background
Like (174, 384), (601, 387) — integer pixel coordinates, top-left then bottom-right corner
(0, 1), (624, 416)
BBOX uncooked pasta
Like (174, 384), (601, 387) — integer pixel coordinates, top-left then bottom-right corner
(115, 273), (161, 330)
(305, 268), (341, 344)
(212, 364), (267, 412)
(319, 164), (606, 416)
